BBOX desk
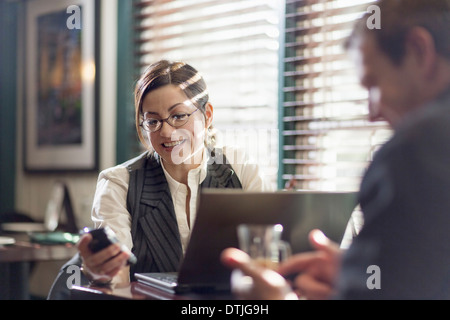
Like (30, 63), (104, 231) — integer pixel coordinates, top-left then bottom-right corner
(71, 282), (234, 300)
(0, 233), (78, 299)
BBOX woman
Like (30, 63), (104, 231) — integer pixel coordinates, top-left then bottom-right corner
(49, 60), (272, 297)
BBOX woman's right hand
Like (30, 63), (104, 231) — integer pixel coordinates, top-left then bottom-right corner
(77, 233), (130, 283)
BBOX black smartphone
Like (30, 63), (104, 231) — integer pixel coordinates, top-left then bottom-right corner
(85, 226), (137, 265)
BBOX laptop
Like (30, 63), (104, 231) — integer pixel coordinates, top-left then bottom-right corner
(135, 189), (358, 294)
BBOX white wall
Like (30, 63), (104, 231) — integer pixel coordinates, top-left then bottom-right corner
(15, 0), (118, 231)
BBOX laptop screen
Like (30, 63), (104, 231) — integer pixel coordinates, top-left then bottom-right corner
(176, 189), (358, 291)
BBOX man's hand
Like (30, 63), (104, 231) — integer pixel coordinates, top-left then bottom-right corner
(278, 229), (342, 300)
(221, 248), (298, 300)
(221, 229), (342, 300)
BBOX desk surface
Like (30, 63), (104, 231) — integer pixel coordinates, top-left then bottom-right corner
(0, 233), (78, 263)
(71, 282), (234, 300)
(0, 232), (78, 299)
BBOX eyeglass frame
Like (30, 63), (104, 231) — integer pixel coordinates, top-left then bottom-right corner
(139, 105), (200, 133)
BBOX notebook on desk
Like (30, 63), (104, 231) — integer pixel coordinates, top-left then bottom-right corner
(135, 189), (358, 294)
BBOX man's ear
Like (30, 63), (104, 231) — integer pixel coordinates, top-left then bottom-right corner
(406, 27), (438, 79)
(204, 102), (214, 128)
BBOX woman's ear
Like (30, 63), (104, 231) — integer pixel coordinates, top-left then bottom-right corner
(204, 102), (214, 128)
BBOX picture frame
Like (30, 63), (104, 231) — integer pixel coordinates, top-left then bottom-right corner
(24, 0), (98, 172)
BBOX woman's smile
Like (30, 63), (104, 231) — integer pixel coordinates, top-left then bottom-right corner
(161, 139), (186, 150)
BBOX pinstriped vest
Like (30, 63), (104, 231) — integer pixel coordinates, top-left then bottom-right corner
(125, 149), (242, 279)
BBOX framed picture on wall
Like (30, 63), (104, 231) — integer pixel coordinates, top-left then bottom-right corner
(24, 0), (98, 172)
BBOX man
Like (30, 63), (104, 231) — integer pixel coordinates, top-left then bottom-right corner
(222, 0), (450, 299)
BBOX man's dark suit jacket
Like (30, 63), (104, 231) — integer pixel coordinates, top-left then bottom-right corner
(336, 87), (450, 299)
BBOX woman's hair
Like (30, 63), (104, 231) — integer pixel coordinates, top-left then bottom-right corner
(345, 0), (450, 65)
(134, 60), (216, 149)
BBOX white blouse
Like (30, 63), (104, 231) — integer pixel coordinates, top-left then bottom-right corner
(91, 146), (274, 253)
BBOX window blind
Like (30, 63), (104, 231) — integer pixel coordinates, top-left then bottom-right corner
(280, 0), (392, 191)
(133, 0), (281, 185)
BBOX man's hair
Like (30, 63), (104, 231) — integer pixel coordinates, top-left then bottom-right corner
(346, 0), (450, 64)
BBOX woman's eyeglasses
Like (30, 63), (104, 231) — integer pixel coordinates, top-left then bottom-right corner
(140, 108), (199, 132)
